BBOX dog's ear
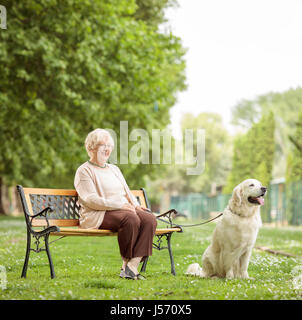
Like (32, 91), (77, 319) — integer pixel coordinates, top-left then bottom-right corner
(232, 184), (243, 207)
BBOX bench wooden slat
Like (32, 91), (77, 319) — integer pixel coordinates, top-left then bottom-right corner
(50, 230), (118, 237)
(24, 188), (144, 203)
(131, 190), (147, 208)
(23, 188), (78, 196)
(32, 219), (80, 227)
(24, 193), (34, 215)
(49, 227), (182, 237)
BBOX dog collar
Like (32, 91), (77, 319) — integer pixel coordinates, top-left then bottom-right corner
(228, 206), (242, 217)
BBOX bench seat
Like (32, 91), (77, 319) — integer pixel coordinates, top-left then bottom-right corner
(50, 227), (182, 237)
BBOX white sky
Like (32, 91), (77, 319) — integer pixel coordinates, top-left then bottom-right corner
(164, 0), (302, 138)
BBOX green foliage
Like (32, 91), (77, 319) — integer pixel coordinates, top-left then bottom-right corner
(230, 88), (302, 224)
(134, 0), (178, 27)
(179, 112), (233, 193)
(286, 109), (302, 183)
(285, 110), (302, 225)
(231, 87), (302, 179)
(231, 87), (302, 130)
(224, 112), (275, 194)
(0, 0), (186, 190)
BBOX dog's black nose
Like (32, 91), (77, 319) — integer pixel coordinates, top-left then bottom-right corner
(261, 187), (267, 192)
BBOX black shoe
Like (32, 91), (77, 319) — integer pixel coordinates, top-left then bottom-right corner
(125, 265), (146, 280)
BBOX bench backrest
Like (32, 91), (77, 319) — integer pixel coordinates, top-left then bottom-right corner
(17, 186), (150, 227)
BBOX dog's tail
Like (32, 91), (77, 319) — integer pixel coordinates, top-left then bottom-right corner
(185, 263), (204, 277)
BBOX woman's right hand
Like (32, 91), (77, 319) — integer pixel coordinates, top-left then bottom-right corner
(121, 203), (136, 214)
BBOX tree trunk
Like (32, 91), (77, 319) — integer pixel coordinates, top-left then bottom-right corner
(0, 176), (6, 215)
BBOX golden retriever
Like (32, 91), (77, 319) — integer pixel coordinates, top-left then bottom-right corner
(186, 179), (267, 279)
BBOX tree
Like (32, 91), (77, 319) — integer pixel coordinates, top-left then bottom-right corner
(224, 112), (275, 194)
(224, 112), (275, 222)
(134, 0), (178, 27)
(231, 87), (302, 179)
(179, 112), (233, 193)
(285, 109), (302, 225)
(0, 0), (186, 213)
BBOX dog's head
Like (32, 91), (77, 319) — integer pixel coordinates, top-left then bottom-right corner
(232, 179), (267, 208)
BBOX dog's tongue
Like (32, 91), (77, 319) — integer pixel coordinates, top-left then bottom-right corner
(257, 197), (265, 206)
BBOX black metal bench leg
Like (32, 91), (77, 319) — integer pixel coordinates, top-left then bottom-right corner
(44, 234), (55, 279)
(140, 257), (149, 273)
(167, 233), (176, 276)
(21, 230), (31, 278)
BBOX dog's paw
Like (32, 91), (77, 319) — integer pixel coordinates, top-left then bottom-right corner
(226, 270), (234, 279)
(238, 271), (254, 280)
(185, 263), (203, 277)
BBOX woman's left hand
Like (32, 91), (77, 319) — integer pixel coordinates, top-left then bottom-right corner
(135, 206), (152, 213)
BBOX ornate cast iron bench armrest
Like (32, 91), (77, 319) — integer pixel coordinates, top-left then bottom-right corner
(156, 209), (178, 218)
(28, 206), (60, 235)
(155, 209), (183, 231)
(29, 206), (54, 228)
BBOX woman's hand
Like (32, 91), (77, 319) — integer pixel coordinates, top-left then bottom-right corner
(122, 203), (136, 214)
(135, 205), (152, 213)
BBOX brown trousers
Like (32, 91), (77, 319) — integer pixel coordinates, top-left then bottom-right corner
(99, 207), (157, 260)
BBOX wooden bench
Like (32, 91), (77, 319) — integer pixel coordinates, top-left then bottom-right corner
(16, 185), (182, 279)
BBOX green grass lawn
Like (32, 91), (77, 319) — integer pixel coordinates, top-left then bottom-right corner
(0, 215), (301, 300)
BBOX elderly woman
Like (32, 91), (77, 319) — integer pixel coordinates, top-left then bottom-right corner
(74, 128), (157, 280)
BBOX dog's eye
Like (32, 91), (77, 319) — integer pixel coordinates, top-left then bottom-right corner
(249, 184), (254, 187)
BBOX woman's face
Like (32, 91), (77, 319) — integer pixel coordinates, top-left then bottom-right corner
(95, 138), (113, 163)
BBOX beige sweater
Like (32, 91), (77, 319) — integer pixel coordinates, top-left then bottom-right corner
(74, 161), (139, 229)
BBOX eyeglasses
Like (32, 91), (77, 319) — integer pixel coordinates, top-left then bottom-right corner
(98, 143), (113, 149)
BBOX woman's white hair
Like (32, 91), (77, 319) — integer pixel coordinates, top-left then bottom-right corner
(85, 128), (114, 157)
